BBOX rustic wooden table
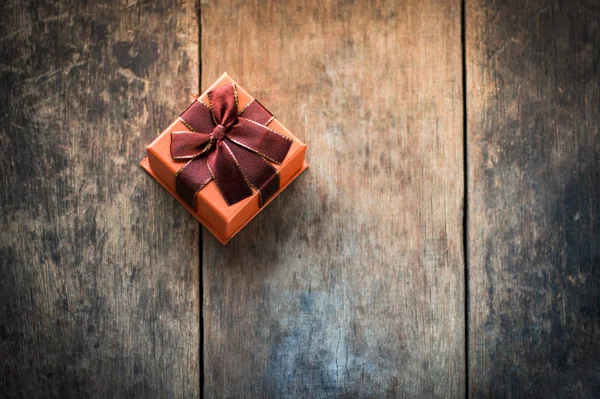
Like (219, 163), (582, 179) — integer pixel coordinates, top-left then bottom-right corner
(1, 0), (598, 397)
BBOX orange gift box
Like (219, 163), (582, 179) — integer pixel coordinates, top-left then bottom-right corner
(140, 73), (308, 244)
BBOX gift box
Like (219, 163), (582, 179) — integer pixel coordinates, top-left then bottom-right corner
(140, 73), (308, 244)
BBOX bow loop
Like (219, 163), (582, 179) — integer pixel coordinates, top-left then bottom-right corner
(208, 84), (239, 128)
(170, 131), (212, 160)
(173, 83), (292, 207)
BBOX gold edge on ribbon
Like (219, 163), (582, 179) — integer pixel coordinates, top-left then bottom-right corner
(232, 83), (239, 111)
(202, 137), (215, 155)
(206, 92), (218, 126)
(175, 157), (212, 207)
(204, 94), (213, 110)
(253, 154), (280, 206)
(175, 158), (195, 178)
(222, 140), (257, 195)
(237, 99), (276, 127)
(226, 137), (283, 166)
(178, 117), (195, 132)
(252, 146), (281, 177)
(224, 137), (281, 178)
(173, 154), (202, 161)
(171, 132), (214, 160)
(205, 158), (231, 207)
(242, 117), (293, 143)
(198, 98), (211, 110)
(254, 99), (275, 124)
(192, 172), (213, 207)
(237, 98), (255, 115)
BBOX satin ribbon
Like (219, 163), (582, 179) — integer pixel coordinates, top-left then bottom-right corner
(171, 83), (292, 207)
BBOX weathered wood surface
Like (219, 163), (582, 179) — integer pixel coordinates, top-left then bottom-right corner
(3, 0), (599, 397)
(467, 0), (600, 397)
(201, 1), (465, 397)
(0, 0), (200, 397)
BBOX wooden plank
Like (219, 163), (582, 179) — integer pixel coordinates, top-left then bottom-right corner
(467, 0), (600, 397)
(201, 1), (465, 396)
(0, 1), (200, 397)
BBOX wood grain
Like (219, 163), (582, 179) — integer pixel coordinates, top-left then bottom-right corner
(467, 0), (600, 397)
(201, 0), (465, 396)
(0, 0), (200, 397)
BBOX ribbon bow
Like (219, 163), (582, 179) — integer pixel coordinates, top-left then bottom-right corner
(171, 83), (292, 207)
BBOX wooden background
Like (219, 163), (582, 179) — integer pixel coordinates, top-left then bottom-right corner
(0, 0), (597, 398)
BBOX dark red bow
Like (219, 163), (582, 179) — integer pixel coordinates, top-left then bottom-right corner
(171, 83), (293, 207)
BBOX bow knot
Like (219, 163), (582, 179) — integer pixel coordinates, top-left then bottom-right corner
(170, 83), (293, 207)
(210, 124), (228, 141)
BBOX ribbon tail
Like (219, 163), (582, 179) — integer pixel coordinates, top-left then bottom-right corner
(227, 117), (293, 164)
(226, 139), (280, 206)
(207, 140), (253, 206)
(175, 157), (213, 208)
